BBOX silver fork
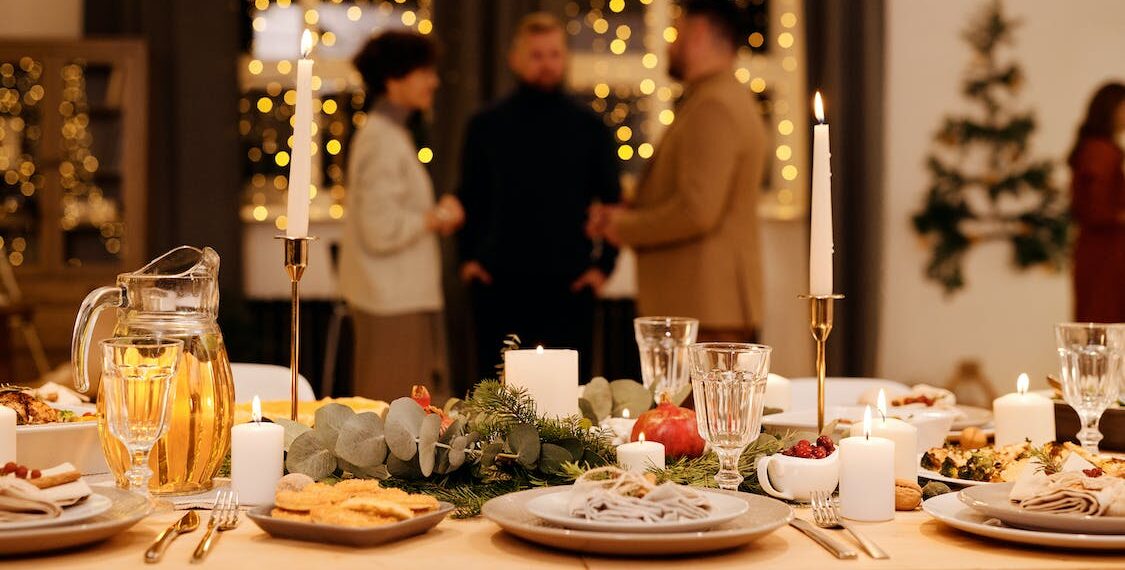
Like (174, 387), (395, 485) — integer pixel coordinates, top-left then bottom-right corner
(191, 490), (240, 563)
(810, 490), (889, 559)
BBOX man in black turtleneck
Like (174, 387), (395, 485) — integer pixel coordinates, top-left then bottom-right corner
(458, 12), (621, 382)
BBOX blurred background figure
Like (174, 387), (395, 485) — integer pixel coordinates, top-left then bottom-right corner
(589, 0), (766, 343)
(457, 13), (621, 382)
(341, 31), (463, 401)
(1068, 82), (1125, 322)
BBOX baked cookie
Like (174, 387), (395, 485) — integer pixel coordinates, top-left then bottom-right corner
(333, 479), (384, 494)
(395, 493), (440, 512)
(274, 486), (345, 512)
(27, 470), (81, 490)
(270, 507), (312, 522)
(337, 497), (413, 520)
(309, 505), (397, 528)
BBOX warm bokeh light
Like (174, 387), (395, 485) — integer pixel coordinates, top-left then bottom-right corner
(778, 119), (794, 135)
(782, 165), (798, 180)
(617, 145), (634, 160)
(417, 147), (434, 163)
(638, 143), (654, 159)
(776, 145), (792, 161)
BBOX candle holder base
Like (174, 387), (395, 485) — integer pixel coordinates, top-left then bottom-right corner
(799, 293), (844, 433)
(276, 235), (316, 421)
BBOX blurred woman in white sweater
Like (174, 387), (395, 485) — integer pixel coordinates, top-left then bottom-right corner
(341, 31), (462, 401)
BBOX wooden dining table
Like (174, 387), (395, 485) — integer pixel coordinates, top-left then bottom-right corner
(4, 505), (1121, 569)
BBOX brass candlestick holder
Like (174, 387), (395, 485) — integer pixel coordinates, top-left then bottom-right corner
(277, 235), (315, 421)
(799, 293), (844, 433)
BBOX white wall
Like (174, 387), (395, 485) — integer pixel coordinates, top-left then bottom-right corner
(879, 0), (1125, 395)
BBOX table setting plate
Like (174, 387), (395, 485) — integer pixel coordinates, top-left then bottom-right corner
(762, 404), (991, 433)
(482, 486), (793, 556)
(918, 468), (991, 488)
(0, 487), (152, 556)
(246, 501), (455, 547)
(524, 485), (749, 533)
(0, 491), (113, 531)
(959, 482), (1125, 535)
(922, 492), (1125, 550)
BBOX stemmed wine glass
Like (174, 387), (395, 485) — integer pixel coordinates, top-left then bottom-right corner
(689, 343), (772, 490)
(634, 317), (699, 402)
(1055, 323), (1124, 453)
(101, 337), (183, 499)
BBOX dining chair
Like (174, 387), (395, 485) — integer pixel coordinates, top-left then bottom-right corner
(230, 362), (316, 404)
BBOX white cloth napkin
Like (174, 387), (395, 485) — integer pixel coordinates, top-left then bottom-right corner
(1009, 457), (1125, 517)
(0, 463), (92, 522)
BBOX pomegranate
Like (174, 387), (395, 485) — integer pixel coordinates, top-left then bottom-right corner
(629, 395), (706, 458)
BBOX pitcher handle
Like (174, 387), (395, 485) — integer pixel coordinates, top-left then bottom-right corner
(71, 285), (124, 393)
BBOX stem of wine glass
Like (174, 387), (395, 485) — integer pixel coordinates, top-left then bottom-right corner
(714, 447), (745, 491)
(1077, 411), (1105, 454)
(127, 448), (153, 495)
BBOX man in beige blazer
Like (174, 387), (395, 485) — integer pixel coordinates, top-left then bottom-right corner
(590, 0), (767, 341)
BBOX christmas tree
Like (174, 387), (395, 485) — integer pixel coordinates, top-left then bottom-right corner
(912, 0), (1068, 293)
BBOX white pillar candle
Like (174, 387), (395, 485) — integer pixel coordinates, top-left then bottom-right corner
(617, 434), (665, 473)
(764, 373), (792, 411)
(839, 406), (895, 522)
(0, 405), (15, 464)
(232, 396), (285, 506)
(993, 373), (1055, 447)
(809, 91), (833, 296)
(504, 346), (579, 418)
(850, 389), (918, 481)
(286, 29), (314, 238)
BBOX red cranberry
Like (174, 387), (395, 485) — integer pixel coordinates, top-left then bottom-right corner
(2, 462), (16, 474)
(30, 469), (41, 479)
(1083, 468), (1104, 478)
(14, 466), (27, 478)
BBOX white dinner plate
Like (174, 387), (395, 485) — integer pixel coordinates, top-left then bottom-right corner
(923, 492), (1125, 550)
(483, 486), (792, 556)
(960, 482), (1125, 535)
(525, 486), (749, 533)
(0, 487), (151, 555)
(918, 468), (990, 488)
(0, 492), (112, 531)
(763, 405), (992, 433)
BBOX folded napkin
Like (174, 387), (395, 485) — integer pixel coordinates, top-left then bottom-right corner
(0, 478), (62, 522)
(1010, 466), (1125, 517)
(0, 463), (92, 522)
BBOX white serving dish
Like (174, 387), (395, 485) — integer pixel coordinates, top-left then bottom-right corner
(16, 404), (109, 476)
(525, 486), (749, 533)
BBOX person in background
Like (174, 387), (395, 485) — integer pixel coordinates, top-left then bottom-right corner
(1068, 82), (1125, 322)
(341, 31), (463, 402)
(588, 0), (766, 342)
(458, 13), (621, 382)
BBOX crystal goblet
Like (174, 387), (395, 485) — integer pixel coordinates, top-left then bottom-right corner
(1055, 323), (1124, 453)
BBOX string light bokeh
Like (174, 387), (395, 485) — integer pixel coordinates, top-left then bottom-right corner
(239, 0), (807, 224)
(0, 57), (42, 268)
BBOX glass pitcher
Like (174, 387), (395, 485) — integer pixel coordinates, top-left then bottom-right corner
(72, 246), (234, 495)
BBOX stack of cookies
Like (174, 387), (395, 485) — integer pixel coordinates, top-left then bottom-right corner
(271, 477), (440, 527)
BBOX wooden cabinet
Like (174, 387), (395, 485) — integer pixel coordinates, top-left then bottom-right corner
(0, 40), (147, 380)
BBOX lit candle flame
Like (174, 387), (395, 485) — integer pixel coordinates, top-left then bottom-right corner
(252, 395), (263, 424)
(622, 408), (630, 419)
(862, 405), (872, 440)
(300, 29), (314, 58)
(814, 91), (825, 123)
(1016, 372), (1029, 395)
(877, 388), (888, 422)
(536, 345), (544, 355)
(638, 432), (646, 443)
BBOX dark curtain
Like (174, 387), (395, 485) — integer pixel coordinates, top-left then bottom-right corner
(805, 0), (885, 376)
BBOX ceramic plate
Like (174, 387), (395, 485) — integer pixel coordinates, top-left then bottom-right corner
(0, 487), (152, 556)
(923, 492), (1125, 550)
(482, 486), (792, 556)
(0, 492), (112, 531)
(960, 482), (1125, 535)
(246, 501), (454, 547)
(918, 468), (990, 488)
(524, 486), (749, 533)
(762, 405), (991, 433)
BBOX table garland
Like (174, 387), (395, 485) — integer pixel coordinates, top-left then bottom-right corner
(274, 380), (795, 517)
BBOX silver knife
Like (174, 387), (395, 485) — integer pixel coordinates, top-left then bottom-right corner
(790, 518), (858, 559)
(144, 510), (200, 563)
